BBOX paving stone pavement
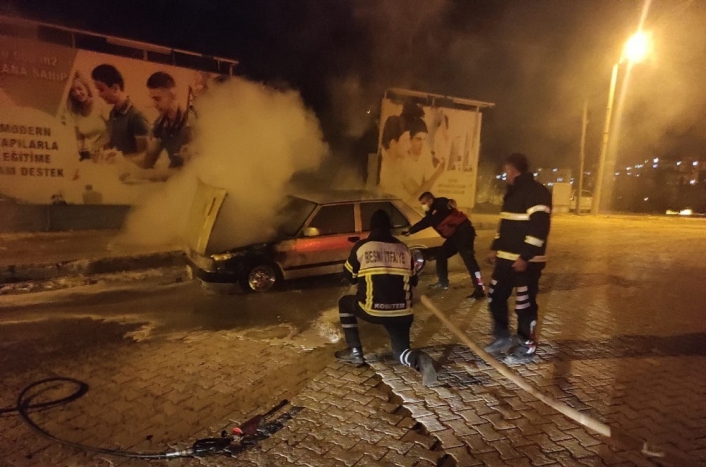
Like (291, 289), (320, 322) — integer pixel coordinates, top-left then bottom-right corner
(2, 216), (706, 466)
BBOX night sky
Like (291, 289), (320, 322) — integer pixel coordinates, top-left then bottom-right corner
(4, 0), (706, 173)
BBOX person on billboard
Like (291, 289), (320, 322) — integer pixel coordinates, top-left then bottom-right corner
(379, 114), (410, 199)
(91, 64), (150, 167)
(144, 71), (191, 169)
(65, 71), (109, 162)
(401, 117), (445, 202)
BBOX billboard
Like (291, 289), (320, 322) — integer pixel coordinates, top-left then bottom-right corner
(377, 91), (487, 209)
(0, 34), (216, 205)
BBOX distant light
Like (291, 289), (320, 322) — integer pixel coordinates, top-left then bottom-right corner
(690, 179), (697, 185)
(615, 172), (620, 176)
(653, 164), (658, 168)
(533, 172), (539, 177)
(680, 209), (693, 216)
(366, 110), (371, 114)
(644, 197), (649, 201)
(495, 175), (502, 179)
(677, 161), (682, 166)
(557, 177), (564, 182)
(626, 166), (632, 170)
(586, 171), (591, 175)
(666, 210), (678, 216)
(547, 182), (554, 186)
(501, 174), (507, 180)
(552, 168), (557, 172)
(694, 161), (699, 167)
(653, 158), (659, 163)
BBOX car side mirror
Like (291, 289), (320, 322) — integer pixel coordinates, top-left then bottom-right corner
(302, 227), (320, 237)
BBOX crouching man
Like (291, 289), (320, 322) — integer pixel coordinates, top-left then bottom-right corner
(335, 210), (437, 386)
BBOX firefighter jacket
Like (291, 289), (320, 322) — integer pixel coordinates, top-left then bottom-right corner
(343, 230), (418, 317)
(408, 196), (473, 239)
(491, 172), (552, 263)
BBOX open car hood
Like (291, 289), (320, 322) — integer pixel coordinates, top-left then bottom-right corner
(182, 179), (228, 255)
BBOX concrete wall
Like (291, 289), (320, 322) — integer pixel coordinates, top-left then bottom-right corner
(0, 204), (130, 232)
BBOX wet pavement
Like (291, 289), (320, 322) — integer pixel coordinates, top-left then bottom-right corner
(1, 215), (706, 466)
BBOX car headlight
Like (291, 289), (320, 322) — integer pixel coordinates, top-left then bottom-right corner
(211, 252), (237, 262)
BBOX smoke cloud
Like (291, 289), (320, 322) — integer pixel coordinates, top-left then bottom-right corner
(120, 77), (328, 252)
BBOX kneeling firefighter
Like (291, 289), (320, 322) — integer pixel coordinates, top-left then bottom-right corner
(335, 209), (437, 386)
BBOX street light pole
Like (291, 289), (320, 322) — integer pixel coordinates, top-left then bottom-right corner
(592, 30), (650, 215)
(591, 61), (620, 215)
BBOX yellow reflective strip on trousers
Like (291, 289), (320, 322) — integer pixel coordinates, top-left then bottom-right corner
(500, 212), (530, 221)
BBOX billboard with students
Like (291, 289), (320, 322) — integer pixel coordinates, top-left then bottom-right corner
(0, 33), (217, 205)
(377, 90), (488, 209)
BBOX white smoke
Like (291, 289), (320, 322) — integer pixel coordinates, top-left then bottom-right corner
(120, 77), (328, 251)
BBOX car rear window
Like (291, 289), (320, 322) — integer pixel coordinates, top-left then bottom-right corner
(360, 202), (410, 230)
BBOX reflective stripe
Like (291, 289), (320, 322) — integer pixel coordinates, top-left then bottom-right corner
(500, 212), (530, 221)
(515, 302), (531, 310)
(497, 250), (520, 261)
(524, 235), (545, 247)
(491, 279), (498, 285)
(516, 286), (528, 293)
(494, 233), (500, 239)
(339, 313), (355, 317)
(400, 349), (411, 365)
(365, 275), (373, 310)
(358, 267), (411, 276)
(497, 251), (548, 262)
(516, 294), (529, 302)
(342, 324), (358, 328)
(344, 261), (358, 278)
(527, 204), (551, 215)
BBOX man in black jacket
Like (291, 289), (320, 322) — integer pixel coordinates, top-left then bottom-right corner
(403, 192), (486, 300)
(484, 153), (552, 365)
(336, 210), (437, 386)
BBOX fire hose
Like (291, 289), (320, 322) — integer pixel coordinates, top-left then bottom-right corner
(420, 294), (696, 466)
(0, 377), (296, 460)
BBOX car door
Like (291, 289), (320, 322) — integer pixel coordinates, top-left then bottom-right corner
(284, 203), (357, 279)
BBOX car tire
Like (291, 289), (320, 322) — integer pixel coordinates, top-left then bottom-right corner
(410, 248), (426, 274)
(241, 262), (282, 293)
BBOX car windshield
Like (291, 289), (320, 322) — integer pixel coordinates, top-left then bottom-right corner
(277, 196), (317, 237)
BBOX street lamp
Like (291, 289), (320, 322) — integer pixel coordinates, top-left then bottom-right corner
(591, 31), (650, 215)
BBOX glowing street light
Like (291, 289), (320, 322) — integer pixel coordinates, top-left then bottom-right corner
(592, 31), (651, 215)
(623, 31), (650, 63)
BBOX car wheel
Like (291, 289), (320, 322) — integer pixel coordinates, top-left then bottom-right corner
(241, 263), (281, 292)
(410, 248), (426, 274)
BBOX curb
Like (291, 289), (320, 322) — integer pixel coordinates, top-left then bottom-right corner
(0, 250), (186, 284)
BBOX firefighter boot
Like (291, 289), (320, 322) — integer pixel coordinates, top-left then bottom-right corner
(415, 351), (437, 387)
(334, 347), (365, 366)
(484, 336), (514, 355)
(503, 340), (536, 365)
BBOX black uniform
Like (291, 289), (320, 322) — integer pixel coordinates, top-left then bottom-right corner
(339, 228), (420, 368)
(489, 172), (552, 350)
(408, 196), (483, 291)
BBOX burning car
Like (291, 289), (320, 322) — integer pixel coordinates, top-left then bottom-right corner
(185, 189), (444, 292)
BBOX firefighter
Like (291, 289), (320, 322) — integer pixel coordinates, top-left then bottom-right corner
(335, 210), (437, 386)
(484, 153), (552, 365)
(402, 192), (486, 300)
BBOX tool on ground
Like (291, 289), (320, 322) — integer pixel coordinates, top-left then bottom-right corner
(420, 294), (694, 466)
(5, 377), (297, 460)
